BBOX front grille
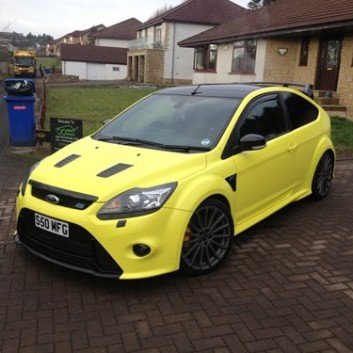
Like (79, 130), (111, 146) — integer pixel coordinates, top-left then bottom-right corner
(30, 180), (98, 210)
(17, 208), (123, 277)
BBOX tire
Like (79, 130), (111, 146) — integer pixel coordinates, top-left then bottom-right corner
(180, 199), (233, 275)
(311, 151), (334, 200)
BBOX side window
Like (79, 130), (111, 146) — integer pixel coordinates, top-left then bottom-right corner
(282, 92), (318, 129)
(239, 95), (288, 141)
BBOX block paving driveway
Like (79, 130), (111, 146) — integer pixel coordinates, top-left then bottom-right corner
(0, 148), (352, 353)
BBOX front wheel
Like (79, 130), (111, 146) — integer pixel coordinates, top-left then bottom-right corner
(311, 151), (334, 200)
(180, 199), (233, 276)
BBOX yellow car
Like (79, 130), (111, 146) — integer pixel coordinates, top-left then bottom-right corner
(15, 83), (335, 279)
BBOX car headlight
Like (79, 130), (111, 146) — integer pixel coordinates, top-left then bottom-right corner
(20, 161), (41, 196)
(97, 182), (177, 219)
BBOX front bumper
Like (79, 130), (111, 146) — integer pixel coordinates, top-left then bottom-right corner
(16, 197), (190, 279)
(16, 208), (123, 278)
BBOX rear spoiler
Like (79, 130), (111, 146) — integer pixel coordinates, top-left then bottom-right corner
(243, 82), (314, 99)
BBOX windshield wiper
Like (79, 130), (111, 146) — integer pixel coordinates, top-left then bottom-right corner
(95, 136), (210, 152)
(110, 136), (166, 147)
(95, 135), (144, 144)
(163, 145), (211, 152)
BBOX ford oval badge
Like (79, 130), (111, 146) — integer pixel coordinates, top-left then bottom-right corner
(46, 194), (60, 204)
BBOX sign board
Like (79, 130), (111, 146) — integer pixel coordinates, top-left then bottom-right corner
(50, 117), (83, 152)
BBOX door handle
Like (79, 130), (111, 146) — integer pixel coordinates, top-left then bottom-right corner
(288, 143), (298, 152)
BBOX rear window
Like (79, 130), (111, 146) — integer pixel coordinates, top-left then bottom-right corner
(282, 92), (318, 129)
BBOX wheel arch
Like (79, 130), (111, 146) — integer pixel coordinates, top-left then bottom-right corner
(171, 173), (235, 214)
(310, 148), (335, 200)
(172, 179), (236, 269)
(201, 194), (231, 213)
(179, 195), (234, 275)
(307, 136), (335, 185)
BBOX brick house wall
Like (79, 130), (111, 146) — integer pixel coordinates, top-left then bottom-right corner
(337, 34), (353, 116)
(263, 39), (297, 82)
(263, 38), (319, 85)
(145, 49), (164, 84)
(263, 36), (353, 117)
(293, 38), (319, 85)
(128, 49), (164, 84)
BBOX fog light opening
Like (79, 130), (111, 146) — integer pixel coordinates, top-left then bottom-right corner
(133, 244), (151, 257)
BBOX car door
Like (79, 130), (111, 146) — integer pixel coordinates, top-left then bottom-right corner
(281, 91), (321, 193)
(230, 93), (298, 230)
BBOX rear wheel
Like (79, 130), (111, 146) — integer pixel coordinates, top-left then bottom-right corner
(311, 151), (334, 200)
(180, 199), (233, 275)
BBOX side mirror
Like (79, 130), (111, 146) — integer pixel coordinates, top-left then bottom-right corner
(240, 134), (266, 151)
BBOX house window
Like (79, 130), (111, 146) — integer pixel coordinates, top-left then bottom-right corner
(154, 25), (162, 48)
(113, 67), (120, 72)
(299, 37), (310, 66)
(232, 40), (256, 73)
(194, 44), (218, 71)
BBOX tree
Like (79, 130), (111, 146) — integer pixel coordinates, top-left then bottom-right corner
(148, 0), (190, 19)
(148, 4), (174, 19)
(247, 0), (276, 10)
(25, 33), (53, 46)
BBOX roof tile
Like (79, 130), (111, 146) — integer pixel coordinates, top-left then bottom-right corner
(139, 0), (247, 28)
(60, 44), (128, 65)
(96, 18), (142, 40)
(180, 0), (353, 46)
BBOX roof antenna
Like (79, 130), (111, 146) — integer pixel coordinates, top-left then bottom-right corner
(191, 85), (201, 95)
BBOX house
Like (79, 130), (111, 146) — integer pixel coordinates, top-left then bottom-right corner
(94, 18), (142, 48)
(46, 25), (105, 57)
(127, 0), (247, 85)
(179, 0), (353, 115)
(60, 44), (128, 80)
(48, 19), (141, 79)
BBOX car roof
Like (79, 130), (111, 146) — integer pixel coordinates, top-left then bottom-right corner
(156, 84), (259, 99)
(156, 82), (313, 99)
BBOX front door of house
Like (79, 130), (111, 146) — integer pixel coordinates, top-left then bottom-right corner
(316, 37), (342, 91)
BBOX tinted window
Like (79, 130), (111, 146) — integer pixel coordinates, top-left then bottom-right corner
(282, 92), (318, 129)
(239, 95), (288, 141)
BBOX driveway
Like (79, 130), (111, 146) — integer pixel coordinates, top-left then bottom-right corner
(0, 148), (352, 352)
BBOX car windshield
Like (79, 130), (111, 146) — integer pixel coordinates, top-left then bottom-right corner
(15, 57), (33, 67)
(94, 93), (240, 152)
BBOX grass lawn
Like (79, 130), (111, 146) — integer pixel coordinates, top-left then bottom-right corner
(45, 86), (353, 158)
(330, 116), (353, 158)
(45, 86), (157, 135)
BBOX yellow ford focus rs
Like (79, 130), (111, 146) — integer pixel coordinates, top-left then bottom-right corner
(15, 83), (335, 279)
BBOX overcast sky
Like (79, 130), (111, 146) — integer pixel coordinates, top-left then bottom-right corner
(0, 0), (249, 39)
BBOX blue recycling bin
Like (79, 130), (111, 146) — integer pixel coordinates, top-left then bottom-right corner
(3, 79), (36, 147)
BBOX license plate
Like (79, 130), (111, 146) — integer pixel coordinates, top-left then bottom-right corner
(34, 213), (69, 238)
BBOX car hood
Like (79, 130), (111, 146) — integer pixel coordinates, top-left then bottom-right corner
(29, 136), (208, 202)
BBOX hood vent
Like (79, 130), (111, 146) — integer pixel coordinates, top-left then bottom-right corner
(55, 154), (81, 168)
(97, 163), (132, 178)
